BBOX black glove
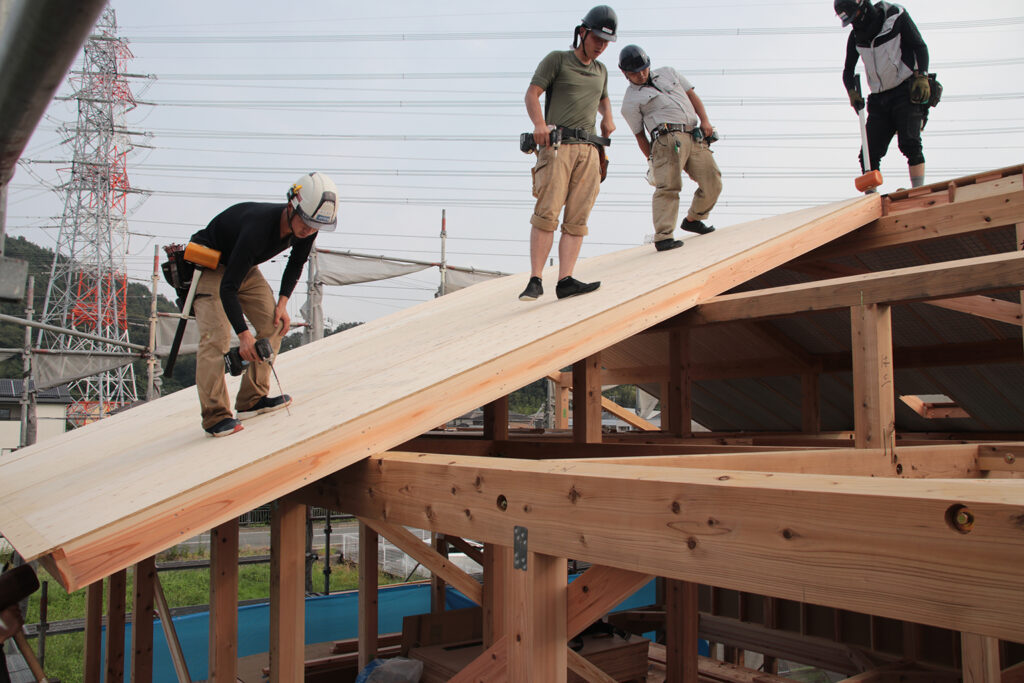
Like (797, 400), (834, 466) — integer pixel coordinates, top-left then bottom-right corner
(847, 87), (865, 112)
(909, 73), (930, 104)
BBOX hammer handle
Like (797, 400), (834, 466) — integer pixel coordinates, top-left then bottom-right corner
(13, 630), (50, 682)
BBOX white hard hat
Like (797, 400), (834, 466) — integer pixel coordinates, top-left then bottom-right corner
(287, 172), (338, 231)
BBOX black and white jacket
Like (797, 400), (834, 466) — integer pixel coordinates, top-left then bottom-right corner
(842, 2), (929, 94)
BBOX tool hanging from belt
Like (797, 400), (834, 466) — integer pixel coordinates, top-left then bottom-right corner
(160, 242), (221, 376)
(555, 127), (612, 183)
(651, 122), (720, 145)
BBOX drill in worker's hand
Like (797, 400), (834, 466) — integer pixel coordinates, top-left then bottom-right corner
(519, 126), (562, 154)
(224, 338), (273, 376)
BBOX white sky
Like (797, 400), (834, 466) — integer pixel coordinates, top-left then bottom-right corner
(6, 0), (1023, 327)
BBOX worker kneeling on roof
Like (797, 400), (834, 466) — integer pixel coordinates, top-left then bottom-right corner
(189, 172), (338, 437)
(619, 44), (722, 252)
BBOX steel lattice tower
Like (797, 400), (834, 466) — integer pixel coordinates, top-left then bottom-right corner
(38, 7), (139, 425)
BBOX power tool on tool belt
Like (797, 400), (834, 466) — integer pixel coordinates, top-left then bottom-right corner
(224, 337), (273, 376)
(520, 126), (562, 154)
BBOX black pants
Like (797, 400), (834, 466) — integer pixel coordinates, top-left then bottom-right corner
(861, 79), (928, 170)
(0, 649), (10, 683)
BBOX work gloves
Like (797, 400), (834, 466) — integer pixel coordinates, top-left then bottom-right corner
(847, 87), (865, 112)
(909, 72), (930, 104)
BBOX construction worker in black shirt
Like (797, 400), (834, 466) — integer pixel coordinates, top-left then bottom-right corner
(189, 172), (338, 437)
(836, 0), (931, 187)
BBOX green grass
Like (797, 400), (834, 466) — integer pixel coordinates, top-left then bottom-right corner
(5, 548), (404, 683)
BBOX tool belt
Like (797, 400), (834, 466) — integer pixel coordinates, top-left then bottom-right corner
(555, 126), (611, 147)
(161, 242), (222, 311)
(650, 122), (690, 140)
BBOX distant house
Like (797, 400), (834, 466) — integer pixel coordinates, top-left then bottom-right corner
(0, 379), (73, 455)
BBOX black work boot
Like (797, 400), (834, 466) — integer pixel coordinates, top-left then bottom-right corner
(518, 276), (543, 301)
(655, 238), (684, 252)
(556, 276), (600, 299)
(681, 218), (715, 234)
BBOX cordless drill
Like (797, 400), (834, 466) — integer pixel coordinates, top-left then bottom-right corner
(224, 337), (273, 376)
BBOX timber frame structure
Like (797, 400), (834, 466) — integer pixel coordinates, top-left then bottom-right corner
(1, 166), (1023, 683)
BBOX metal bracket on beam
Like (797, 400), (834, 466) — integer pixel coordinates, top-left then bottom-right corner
(513, 525), (528, 571)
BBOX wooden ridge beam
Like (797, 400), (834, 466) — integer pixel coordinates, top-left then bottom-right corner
(692, 251), (1024, 324)
(359, 517), (483, 606)
(296, 452), (1024, 642)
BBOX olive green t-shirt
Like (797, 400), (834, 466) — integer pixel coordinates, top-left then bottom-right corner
(530, 50), (608, 135)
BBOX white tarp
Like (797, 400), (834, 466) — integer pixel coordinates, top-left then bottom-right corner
(33, 353), (133, 390)
(155, 317), (246, 356)
(316, 251), (430, 286)
(444, 268), (505, 293)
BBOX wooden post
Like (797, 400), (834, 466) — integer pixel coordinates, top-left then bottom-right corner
(83, 581), (103, 683)
(130, 556), (156, 683)
(483, 543), (511, 647)
(1017, 224), (1023, 354)
(665, 579), (699, 683)
(556, 379), (570, 430)
(270, 499), (306, 683)
(431, 533), (448, 613)
(573, 352), (602, 443)
(483, 395), (509, 441)
(209, 519), (239, 683)
(962, 633), (1001, 683)
(106, 569), (127, 683)
(850, 303), (895, 455)
(358, 521), (379, 669)
(507, 552), (567, 682)
(801, 371), (821, 434)
(667, 328), (692, 437)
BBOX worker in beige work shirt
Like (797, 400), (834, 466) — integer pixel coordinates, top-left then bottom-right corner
(619, 44), (722, 251)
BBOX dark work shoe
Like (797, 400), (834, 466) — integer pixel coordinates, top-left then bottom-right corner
(655, 238), (684, 252)
(206, 417), (243, 438)
(556, 276), (600, 299)
(681, 218), (715, 234)
(237, 394), (291, 420)
(518, 276), (543, 301)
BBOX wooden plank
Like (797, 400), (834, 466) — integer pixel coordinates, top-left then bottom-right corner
(447, 635), (508, 683)
(573, 352), (602, 444)
(600, 396), (658, 431)
(208, 520), (238, 683)
(0, 197), (881, 591)
(693, 251), (1024, 324)
(360, 517), (483, 605)
(482, 543), (510, 647)
(802, 372), (821, 434)
(851, 304), (895, 453)
(130, 556), (155, 683)
(153, 574), (191, 683)
(269, 499), (304, 683)
(298, 452), (1024, 642)
(507, 551), (530, 682)
(83, 581), (103, 683)
(978, 445), (1024, 473)
(529, 554), (567, 682)
(929, 296), (1022, 326)
(431, 533), (447, 613)
(106, 569), (126, 683)
(1004, 661), (1024, 683)
(566, 564), (652, 639)
(665, 579), (699, 683)
(962, 633), (1001, 683)
(483, 396), (509, 441)
(566, 647), (616, 683)
(358, 521), (378, 669)
(445, 535), (484, 566)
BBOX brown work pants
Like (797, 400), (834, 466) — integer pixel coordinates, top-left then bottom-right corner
(651, 130), (722, 241)
(193, 266), (281, 430)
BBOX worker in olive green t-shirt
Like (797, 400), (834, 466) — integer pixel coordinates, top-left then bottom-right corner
(518, 5), (617, 302)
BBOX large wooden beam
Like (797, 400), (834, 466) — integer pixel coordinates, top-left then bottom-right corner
(508, 552), (567, 682)
(665, 580), (699, 683)
(851, 304), (895, 453)
(298, 453), (1024, 642)
(269, 499), (305, 683)
(208, 520), (238, 683)
(693, 251), (1024, 324)
(482, 543), (511, 647)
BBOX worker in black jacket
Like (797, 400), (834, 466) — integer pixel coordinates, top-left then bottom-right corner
(836, 0), (930, 187)
(189, 172), (338, 437)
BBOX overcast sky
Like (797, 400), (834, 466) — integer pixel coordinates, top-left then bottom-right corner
(6, 0), (1023, 327)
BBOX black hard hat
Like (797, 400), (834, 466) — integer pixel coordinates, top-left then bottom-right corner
(834, 0), (868, 26)
(580, 5), (618, 42)
(618, 44), (650, 73)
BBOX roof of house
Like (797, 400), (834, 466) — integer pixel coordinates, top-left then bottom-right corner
(0, 379), (73, 404)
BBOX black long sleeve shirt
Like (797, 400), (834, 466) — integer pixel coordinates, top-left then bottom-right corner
(190, 202), (316, 334)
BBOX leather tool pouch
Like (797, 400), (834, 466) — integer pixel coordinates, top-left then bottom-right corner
(597, 145), (608, 183)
